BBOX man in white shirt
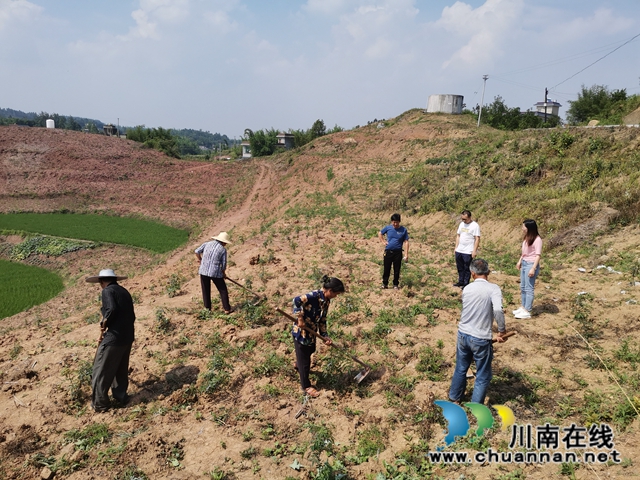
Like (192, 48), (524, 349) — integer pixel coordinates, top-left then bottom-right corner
(454, 210), (481, 289)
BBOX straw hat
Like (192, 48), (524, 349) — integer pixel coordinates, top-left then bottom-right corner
(211, 232), (232, 244)
(86, 269), (128, 283)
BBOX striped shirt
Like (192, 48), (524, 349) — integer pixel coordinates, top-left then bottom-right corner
(195, 240), (227, 278)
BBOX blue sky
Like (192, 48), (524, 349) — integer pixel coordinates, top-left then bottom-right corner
(1, 0), (638, 137)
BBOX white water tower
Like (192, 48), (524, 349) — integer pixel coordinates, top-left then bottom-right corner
(426, 94), (464, 114)
(46, 119), (55, 129)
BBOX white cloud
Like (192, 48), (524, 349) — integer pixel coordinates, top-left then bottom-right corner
(0, 0), (42, 31)
(364, 36), (392, 59)
(120, 0), (190, 40)
(304, 0), (354, 16)
(436, 0), (525, 69)
(203, 10), (238, 35)
(551, 8), (633, 43)
(330, 0), (418, 58)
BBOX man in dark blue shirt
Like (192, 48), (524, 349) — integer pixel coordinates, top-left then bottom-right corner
(86, 269), (136, 412)
(378, 213), (410, 289)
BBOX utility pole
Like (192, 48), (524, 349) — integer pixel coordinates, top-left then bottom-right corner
(477, 75), (489, 127)
(544, 88), (548, 123)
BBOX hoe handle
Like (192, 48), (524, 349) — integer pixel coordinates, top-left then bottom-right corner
(492, 331), (516, 343)
(275, 308), (371, 371)
(227, 277), (261, 297)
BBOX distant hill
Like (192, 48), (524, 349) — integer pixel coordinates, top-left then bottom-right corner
(170, 128), (235, 149)
(0, 107), (106, 131)
(0, 107), (234, 151)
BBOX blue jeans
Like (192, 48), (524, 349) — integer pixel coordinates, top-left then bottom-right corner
(520, 260), (539, 311)
(449, 332), (493, 404)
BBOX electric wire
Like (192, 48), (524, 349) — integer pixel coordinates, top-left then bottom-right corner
(551, 31), (640, 89)
(494, 38), (632, 77)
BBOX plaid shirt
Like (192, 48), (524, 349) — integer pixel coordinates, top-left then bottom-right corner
(195, 240), (227, 278)
(291, 290), (330, 346)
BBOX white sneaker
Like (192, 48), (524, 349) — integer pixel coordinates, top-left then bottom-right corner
(512, 307), (525, 315)
(515, 310), (531, 319)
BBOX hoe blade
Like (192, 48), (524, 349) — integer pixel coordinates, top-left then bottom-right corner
(354, 368), (371, 384)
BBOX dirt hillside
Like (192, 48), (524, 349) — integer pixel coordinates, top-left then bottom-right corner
(0, 116), (639, 480)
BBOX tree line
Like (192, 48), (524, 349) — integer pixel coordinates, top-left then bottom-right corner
(243, 119), (343, 157)
(475, 84), (640, 130)
(0, 110), (104, 132)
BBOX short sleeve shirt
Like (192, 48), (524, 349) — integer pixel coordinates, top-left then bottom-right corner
(456, 221), (481, 254)
(521, 236), (542, 262)
(195, 240), (227, 278)
(291, 290), (330, 346)
(381, 225), (409, 251)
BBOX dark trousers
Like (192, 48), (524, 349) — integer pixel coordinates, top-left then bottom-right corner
(92, 343), (132, 410)
(455, 252), (473, 286)
(293, 339), (316, 390)
(200, 275), (231, 311)
(382, 249), (403, 287)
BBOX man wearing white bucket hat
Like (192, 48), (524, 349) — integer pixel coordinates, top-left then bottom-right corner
(86, 269), (135, 413)
(195, 232), (233, 314)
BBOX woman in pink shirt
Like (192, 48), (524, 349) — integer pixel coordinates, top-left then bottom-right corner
(513, 219), (542, 319)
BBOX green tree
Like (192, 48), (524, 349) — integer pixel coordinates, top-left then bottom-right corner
(126, 125), (180, 158)
(310, 119), (326, 139)
(567, 85), (612, 124)
(248, 128), (279, 157)
(85, 123), (100, 134)
(482, 96), (559, 130)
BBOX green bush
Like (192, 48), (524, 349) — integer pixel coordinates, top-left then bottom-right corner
(10, 236), (95, 260)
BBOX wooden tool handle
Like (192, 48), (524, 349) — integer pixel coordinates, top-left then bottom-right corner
(493, 331), (516, 343)
(275, 308), (333, 344)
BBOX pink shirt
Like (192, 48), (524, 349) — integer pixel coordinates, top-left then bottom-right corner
(521, 236), (542, 262)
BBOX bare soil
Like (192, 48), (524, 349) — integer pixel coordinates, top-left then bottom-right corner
(0, 119), (639, 479)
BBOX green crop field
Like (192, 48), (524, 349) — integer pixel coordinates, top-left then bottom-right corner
(0, 213), (189, 253)
(0, 260), (64, 320)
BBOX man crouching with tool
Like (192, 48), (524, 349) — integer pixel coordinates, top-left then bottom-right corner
(86, 269), (136, 413)
(291, 275), (345, 398)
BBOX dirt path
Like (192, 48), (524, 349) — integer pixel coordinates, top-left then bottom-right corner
(164, 161), (271, 269)
(125, 161), (275, 320)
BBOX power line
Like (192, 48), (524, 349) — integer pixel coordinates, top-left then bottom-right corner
(551, 31), (640, 89)
(494, 39), (631, 77)
(491, 76), (542, 93)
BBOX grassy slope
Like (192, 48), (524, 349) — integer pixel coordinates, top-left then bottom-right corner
(1, 111), (639, 479)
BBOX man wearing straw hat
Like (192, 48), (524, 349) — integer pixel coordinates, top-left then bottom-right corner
(195, 231), (233, 314)
(86, 269), (136, 413)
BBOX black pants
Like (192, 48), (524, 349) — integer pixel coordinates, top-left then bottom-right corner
(200, 275), (231, 311)
(293, 339), (316, 390)
(92, 343), (132, 410)
(382, 249), (403, 287)
(455, 252), (473, 286)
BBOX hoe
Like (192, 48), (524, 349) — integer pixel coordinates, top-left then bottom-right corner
(275, 308), (372, 384)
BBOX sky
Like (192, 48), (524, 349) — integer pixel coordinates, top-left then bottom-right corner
(0, 0), (638, 138)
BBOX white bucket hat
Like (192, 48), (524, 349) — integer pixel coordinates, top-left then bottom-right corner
(86, 269), (128, 283)
(211, 232), (232, 244)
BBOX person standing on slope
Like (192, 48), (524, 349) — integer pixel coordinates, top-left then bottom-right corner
(195, 232), (234, 314)
(448, 259), (508, 405)
(87, 269), (136, 413)
(513, 219), (542, 320)
(378, 213), (409, 290)
(454, 210), (481, 289)
(291, 276), (345, 398)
